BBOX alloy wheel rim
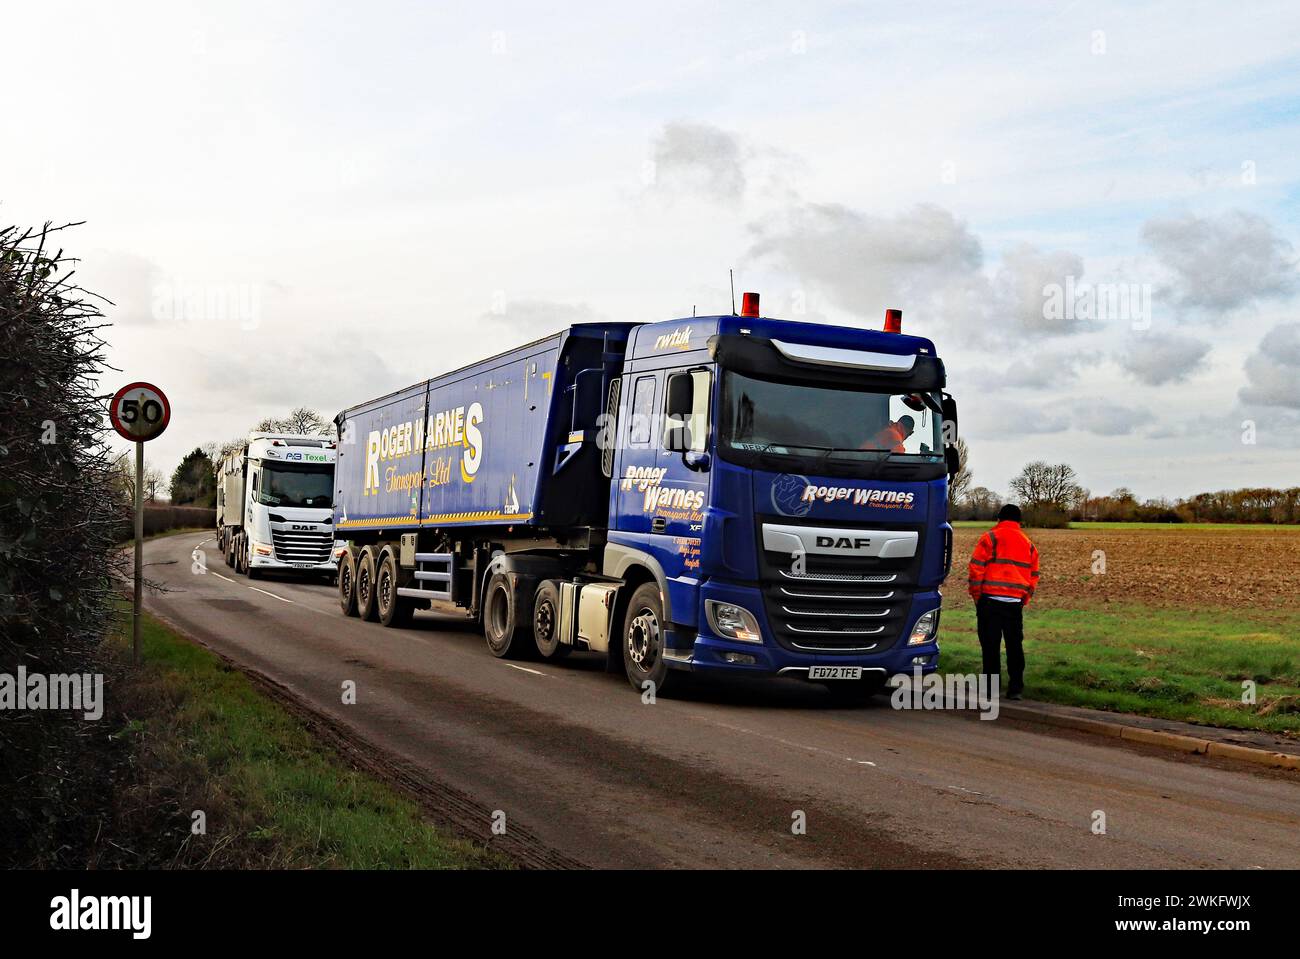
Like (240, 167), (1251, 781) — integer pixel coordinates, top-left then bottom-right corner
(628, 607), (659, 669)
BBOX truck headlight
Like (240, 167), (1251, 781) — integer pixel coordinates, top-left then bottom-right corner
(908, 609), (939, 646)
(705, 600), (763, 644)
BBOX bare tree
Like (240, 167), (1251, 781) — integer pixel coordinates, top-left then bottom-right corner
(255, 407), (329, 435)
(143, 463), (166, 502)
(1010, 461), (1084, 511)
(960, 485), (1002, 520)
(211, 436), (246, 463)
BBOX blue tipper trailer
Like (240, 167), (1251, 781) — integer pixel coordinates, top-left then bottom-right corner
(333, 295), (960, 701)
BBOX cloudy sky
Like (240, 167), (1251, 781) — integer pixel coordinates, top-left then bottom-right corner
(5, 0), (1299, 499)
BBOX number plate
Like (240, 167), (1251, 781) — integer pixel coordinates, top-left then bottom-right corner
(808, 666), (862, 681)
(293, 563), (312, 569)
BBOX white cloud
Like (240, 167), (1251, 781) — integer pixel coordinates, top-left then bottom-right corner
(1070, 400), (1144, 437)
(1239, 322), (1300, 409)
(1118, 332), (1211, 385)
(1142, 211), (1298, 314)
(990, 245), (1090, 337)
(969, 349), (1101, 390)
(747, 202), (986, 333)
(649, 122), (747, 204)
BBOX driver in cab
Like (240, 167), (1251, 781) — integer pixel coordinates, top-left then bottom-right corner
(862, 414), (915, 453)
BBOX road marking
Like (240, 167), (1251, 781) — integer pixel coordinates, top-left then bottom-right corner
(505, 663), (546, 676)
(248, 586), (295, 604)
(211, 572), (236, 584)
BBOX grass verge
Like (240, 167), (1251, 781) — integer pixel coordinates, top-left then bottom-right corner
(938, 603), (1300, 736)
(106, 606), (510, 868)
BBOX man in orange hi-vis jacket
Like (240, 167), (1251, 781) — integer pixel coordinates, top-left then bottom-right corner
(863, 414), (915, 453)
(967, 503), (1040, 700)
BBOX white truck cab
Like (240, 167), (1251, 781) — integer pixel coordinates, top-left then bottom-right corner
(216, 433), (340, 580)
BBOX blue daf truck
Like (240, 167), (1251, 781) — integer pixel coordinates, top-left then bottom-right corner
(332, 295), (959, 701)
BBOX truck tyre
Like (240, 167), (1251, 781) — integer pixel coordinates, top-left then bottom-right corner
(224, 532), (235, 568)
(482, 571), (531, 658)
(356, 548), (379, 622)
(338, 551), (358, 617)
(377, 552), (413, 628)
(822, 676), (886, 706)
(532, 580), (570, 660)
(235, 533), (248, 575)
(623, 582), (670, 696)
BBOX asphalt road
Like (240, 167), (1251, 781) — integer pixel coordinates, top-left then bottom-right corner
(143, 534), (1300, 869)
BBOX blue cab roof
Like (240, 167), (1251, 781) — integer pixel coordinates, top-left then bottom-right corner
(623, 314), (938, 361)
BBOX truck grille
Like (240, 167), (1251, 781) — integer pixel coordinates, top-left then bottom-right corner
(756, 517), (923, 654)
(271, 527), (333, 565)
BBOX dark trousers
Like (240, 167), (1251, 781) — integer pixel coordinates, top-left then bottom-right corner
(977, 598), (1024, 694)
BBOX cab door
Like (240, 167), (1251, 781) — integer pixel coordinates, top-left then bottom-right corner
(612, 365), (712, 579)
(612, 371), (661, 534)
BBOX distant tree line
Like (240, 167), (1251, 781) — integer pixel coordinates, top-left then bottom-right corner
(951, 457), (1300, 526)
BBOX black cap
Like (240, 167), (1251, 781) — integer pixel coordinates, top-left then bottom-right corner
(998, 504), (1022, 522)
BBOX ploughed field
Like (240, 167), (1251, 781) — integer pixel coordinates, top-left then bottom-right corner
(942, 525), (1300, 735)
(949, 524), (1300, 611)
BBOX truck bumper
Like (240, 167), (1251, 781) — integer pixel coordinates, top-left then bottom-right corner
(672, 580), (941, 681)
(248, 552), (337, 574)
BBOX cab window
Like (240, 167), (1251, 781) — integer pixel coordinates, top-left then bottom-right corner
(628, 375), (656, 446)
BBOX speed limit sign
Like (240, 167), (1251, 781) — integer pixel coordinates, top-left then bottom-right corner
(110, 381), (170, 443)
(112, 381), (171, 667)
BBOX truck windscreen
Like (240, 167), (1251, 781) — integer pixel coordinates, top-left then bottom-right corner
(720, 371), (944, 466)
(258, 462), (333, 508)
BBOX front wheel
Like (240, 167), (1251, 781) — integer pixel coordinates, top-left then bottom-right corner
(623, 582), (670, 696)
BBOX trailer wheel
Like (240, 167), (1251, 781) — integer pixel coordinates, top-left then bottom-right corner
(532, 580), (570, 660)
(224, 533), (235, 568)
(483, 571), (531, 658)
(356, 548), (379, 622)
(623, 582), (670, 695)
(377, 553), (413, 628)
(338, 551), (358, 617)
(235, 534), (248, 575)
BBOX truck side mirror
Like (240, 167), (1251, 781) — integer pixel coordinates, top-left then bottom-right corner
(664, 372), (694, 454)
(666, 373), (694, 419)
(941, 392), (960, 480)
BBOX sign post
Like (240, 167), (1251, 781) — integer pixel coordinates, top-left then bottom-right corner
(109, 382), (171, 664)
